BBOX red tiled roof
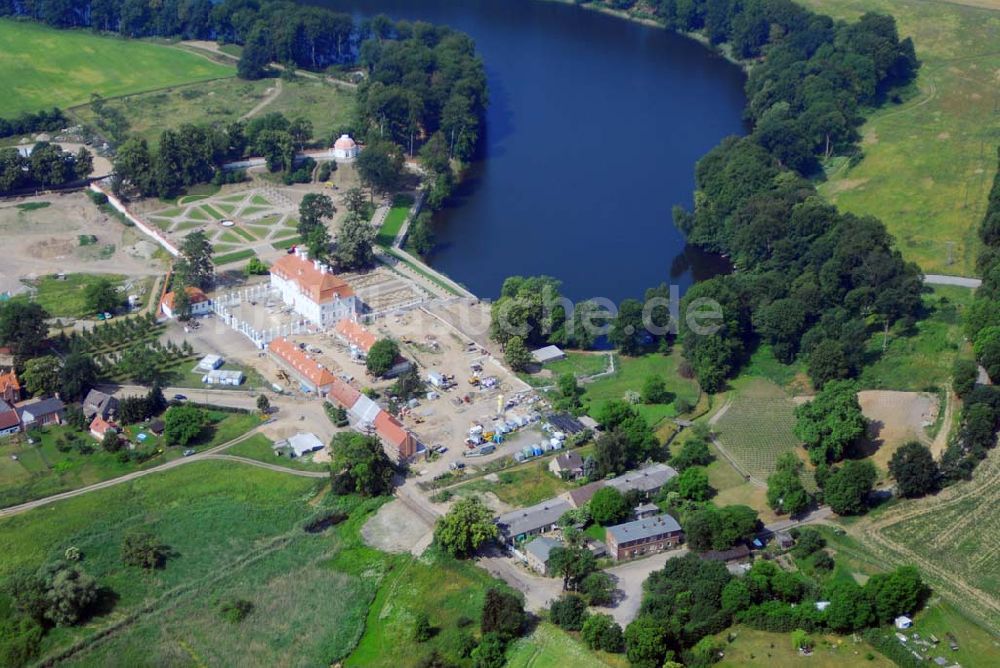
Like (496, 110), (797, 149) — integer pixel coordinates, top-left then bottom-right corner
(0, 406), (19, 430)
(335, 319), (377, 353)
(374, 411), (418, 459)
(271, 253), (354, 304)
(0, 370), (20, 395)
(89, 415), (115, 437)
(268, 338), (337, 388)
(327, 377), (361, 409)
(161, 286), (209, 310)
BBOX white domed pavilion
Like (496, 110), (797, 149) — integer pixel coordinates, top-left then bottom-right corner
(332, 134), (359, 161)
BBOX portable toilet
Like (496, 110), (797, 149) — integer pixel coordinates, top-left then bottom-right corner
(532, 446), (544, 457)
(522, 446), (533, 459)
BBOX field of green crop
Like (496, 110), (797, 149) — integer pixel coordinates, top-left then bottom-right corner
(0, 20), (232, 116)
(18, 273), (126, 318)
(803, 0), (1000, 276)
(711, 377), (805, 486)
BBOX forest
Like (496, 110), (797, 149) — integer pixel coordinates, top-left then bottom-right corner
(665, 1), (924, 393)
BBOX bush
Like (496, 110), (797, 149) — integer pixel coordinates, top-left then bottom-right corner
(121, 530), (166, 569)
(549, 593), (588, 631)
(219, 598), (254, 624)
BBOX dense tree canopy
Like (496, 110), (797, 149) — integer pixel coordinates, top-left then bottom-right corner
(329, 432), (395, 497)
(794, 380), (866, 464)
(434, 496), (497, 557)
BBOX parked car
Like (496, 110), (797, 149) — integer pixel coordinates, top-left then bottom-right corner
(434, 445), (447, 454)
(183, 449), (195, 457)
(172, 394), (187, 401)
(103, 312), (114, 319)
(449, 461), (465, 471)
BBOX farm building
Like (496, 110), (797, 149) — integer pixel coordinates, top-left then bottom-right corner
(202, 369), (244, 386)
(270, 248), (359, 327)
(320, 373), (421, 462)
(268, 337), (338, 394)
(335, 318), (377, 356)
(82, 389), (118, 420)
(0, 369), (21, 403)
(0, 399), (21, 436)
(16, 397), (65, 429)
(548, 451), (585, 480)
(287, 432), (324, 457)
(496, 498), (572, 545)
(606, 463), (678, 498)
(562, 481), (605, 508)
(531, 345), (566, 364)
(161, 287), (211, 318)
(605, 513), (684, 562)
(196, 354), (224, 372)
(523, 536), (563, 575)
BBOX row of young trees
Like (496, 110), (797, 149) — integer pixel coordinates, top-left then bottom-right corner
(0, 143), (92, 194)
(0, 107), (67, 139)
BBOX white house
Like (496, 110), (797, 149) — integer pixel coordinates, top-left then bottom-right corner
(270, 248), (360, 327)
(331, 134), (359, 161)
(161, 287), (211, 319)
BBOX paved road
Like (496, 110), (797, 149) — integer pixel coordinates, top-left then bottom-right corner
(0, 429), (264, 518)
(605, 548), (690, 625)
(924, 274), (982, 288)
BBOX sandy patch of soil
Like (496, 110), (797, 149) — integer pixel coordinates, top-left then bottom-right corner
(857, 390), (939, 469)
(361, 499), (433, 554)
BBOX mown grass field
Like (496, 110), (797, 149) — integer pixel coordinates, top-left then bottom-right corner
(227, 433), (329, 472)
(803, 0), (1000, 276)
(0, 19), (232, 116)
(858, 285), (975, 391)
(714, 626), (894, 667)
(451, 458), (576, 507)
(375, 194), (415, 247)
(582, 350), (700, 427)
(0, 412), (259, 508)
(518, 351), (611, 387)
(711, 377), (805, 486)
(19, 273), (126, 319)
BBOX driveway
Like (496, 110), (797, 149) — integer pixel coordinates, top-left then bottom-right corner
(605, 548), (690, 625)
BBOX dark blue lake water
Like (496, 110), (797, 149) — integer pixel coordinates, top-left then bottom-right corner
(317, 0), (747, 301)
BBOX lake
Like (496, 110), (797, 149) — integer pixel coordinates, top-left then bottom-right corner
(316, 0), (747, 302)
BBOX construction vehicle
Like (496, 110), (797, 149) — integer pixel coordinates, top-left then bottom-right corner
(468, 375), (480, 386)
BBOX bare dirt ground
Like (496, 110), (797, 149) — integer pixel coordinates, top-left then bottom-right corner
(0, 192), (164, 295)
(857, 390), (939, 469)
(361, 499), (434, 555)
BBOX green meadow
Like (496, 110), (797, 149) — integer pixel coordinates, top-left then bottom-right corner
(0, 19), (232, 116)
(804, 0), (1000, 276)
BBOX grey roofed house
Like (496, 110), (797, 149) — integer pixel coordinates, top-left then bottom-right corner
(607, 463), (678, 495)
(531, 345), (566, 364)
(17, 397), (66, 425)
(82, 389), (119, 419)
(634, 502), (659, 519)
(496, 498), (572, 542)
(524, 536), (563, 572)
(562, 481), (605, 508)
(549, 451), (584, 476)
(606, 513), (683, 545)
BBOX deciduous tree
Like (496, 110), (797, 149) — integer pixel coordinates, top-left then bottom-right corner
(434, 496), (497, 558)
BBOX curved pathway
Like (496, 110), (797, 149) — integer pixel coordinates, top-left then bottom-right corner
(0, 428), (326, 518)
